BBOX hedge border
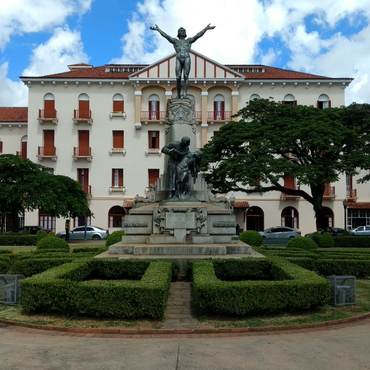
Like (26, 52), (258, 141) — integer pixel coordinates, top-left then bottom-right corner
(21, 259), (172, 319)
(192, 257), (329, 316)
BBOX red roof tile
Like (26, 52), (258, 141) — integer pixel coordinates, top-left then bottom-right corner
(226, 65), (334, 80)
(0, 107), (28, 122)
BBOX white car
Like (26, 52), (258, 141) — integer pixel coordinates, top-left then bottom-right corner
(351, 226), (370, 236)
(57, 226), (109, 240)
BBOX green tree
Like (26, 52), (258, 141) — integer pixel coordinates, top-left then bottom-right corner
(0, 154), (91, 232)
(201, 99), (370, 230)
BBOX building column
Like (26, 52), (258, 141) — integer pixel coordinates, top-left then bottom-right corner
(231, 88), (239, 120)
(134, 89), (142, 129)
(201, 90), (208, 147)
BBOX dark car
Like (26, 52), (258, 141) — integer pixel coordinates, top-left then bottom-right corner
(19, 226), (49, 234)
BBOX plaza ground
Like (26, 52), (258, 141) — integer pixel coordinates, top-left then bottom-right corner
(1, 318), (370, 370)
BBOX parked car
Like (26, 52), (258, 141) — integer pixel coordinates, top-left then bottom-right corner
(306, 227), (348, 238)
(259, 226), (301, 240)
(18, 226), (50, 234)
(351, 226), (370, 236)
(57, 226), (109, 240)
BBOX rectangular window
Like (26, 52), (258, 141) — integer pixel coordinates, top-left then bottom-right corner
(148, 169), (160, 187)
(77, 168), (89, 193)
(148, 131), (160, 149)
(111, 169), (123, 187)
(78, 100), (90, 118)
(317, 101), (331, 109)
(284, 175), (296, 189)
(39, 212), (56, 232)
(346, 172), (353, 196)
(0, 141), (3, 153)
(21, 141), (27, 159)
(78, 130), (90, 156)
(44, 99), (56, 118)
(43, 130), (55, 155)
(113, 100), (124, 113)
(112, 131), (124, 149)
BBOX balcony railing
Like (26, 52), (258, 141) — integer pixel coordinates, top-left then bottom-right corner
(208, 111), (232, 122)
(38, 109), (58, 124)
(140, 111), (166, 123)
(73, 147), (92, 161)
(73, 110), (93, 124)
(145, 147), (161, 156)
(37, 146), (57, 161)
(110, 147), (126, 155)
(280, 192), (300, 201)
(346, 189), (357, 202)
(109, 185), (126, 193)
(323, 186), (335, 200)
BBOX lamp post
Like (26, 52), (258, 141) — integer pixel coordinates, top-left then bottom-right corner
(343, 199), (348, 230)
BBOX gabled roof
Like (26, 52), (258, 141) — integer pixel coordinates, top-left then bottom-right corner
(0, 107), (28, 122)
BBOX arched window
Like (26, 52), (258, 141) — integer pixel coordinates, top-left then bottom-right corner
(213, 94), (225, 120)
(246, 206), (264, 231)
(317, 94), (331, 109)
(43, 93), (56, 119)
(148, 94), (160, 120)
(77, 93), (90, 119)
(282, 94), (297, 105)
(322, 207), (334, 229)
(20, 135), (27, 160)
(250, 93), (260, 101)
(113, 93), (124, 113)
(108, 205), (126, 228)
(281, 207), (299, 229)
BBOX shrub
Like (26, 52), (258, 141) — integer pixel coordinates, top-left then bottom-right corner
(105, 230), (125, 247)
(309, 232), (334, 248)
(239, 230), (263, 247)
(287, 236), (317, 250)
(72, 247), (107, 255)
(21, 260), (172, 319)
(0, 234), (38, 246)
(36, 230), (48, 242)
(0, 256), (11, 273)
(334, 236), (370, 248)
(36, 235), (69, 253)
(192, 257), (329, 316)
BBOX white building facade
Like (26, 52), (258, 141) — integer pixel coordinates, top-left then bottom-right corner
(2, 50), (367, 235)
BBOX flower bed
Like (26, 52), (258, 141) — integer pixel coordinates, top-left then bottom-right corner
(21, 259), (172, 319)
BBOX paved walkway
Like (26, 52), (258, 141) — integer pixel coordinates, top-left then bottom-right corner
(1, 319), (370, 370)
(162, 282), (198, 329)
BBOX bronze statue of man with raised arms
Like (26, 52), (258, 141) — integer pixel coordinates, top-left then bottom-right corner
(150, 24), (215, 98)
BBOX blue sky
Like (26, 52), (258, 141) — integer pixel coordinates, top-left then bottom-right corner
(1, 0), (370, 105)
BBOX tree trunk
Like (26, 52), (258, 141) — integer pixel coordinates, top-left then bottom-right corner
(9, 211), (19, 232)
(311, 184), (327, 231)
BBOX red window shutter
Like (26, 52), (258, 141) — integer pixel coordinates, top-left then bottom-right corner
(21, 141), (27, 159)
(113, 100), (124, 113)
(79, 100), (90, 118)
(148, 131), (159, 149)
(43, 130), (54, 155)
(78, 169), (89, 193)
(220, 101), (225, 119)
(119, 169), (123, 187)
(113, 131), (124, 148)
(44, 99), (55, 118)
(148, 169), (159, 186)
(284, 175), (295, 189)
(0, 141), (2, 153)
(78, 130), (89, 156)
(111, 169), (115, 187)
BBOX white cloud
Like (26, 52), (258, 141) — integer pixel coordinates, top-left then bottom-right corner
(114, 0), (370, 103)
(0, 0), (91, 50)
(22, 27), (88, 76)
(0, 0), (91, 106)
(0, 63), (27, 106)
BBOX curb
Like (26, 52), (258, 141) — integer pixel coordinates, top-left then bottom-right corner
(1, 313), (370, 337)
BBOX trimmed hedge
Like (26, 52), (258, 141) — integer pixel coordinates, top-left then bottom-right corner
(287, 236), (317, 250)
(334, 236), (370, 248)
(105, 231), (125, 247)
(21, 260), (172, 319)
(309, 232), (335, 248)
(71, 247), (107, 255)
(36, 235), (69, 252)
(239, 231), (263, 247)
(192, 257), (329, 316)
(0, 234), (38, 246)
(0, 256), (11, 273)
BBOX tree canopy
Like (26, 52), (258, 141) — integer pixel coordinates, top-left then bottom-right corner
(201, 99), (370, 230)
(0, 154), (91, 231)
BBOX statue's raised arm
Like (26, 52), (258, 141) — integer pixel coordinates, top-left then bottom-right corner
(188, 24), (215, 44)
(150, 24), (176, 44)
